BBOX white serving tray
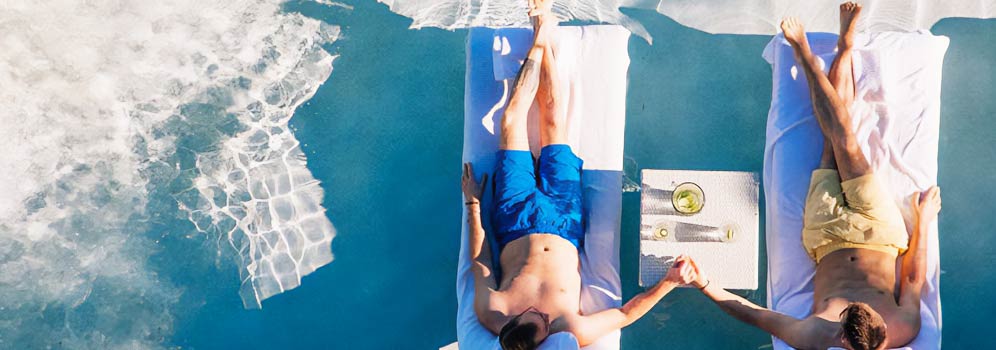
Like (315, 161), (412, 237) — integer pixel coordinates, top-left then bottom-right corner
(639, 169), (759, 290)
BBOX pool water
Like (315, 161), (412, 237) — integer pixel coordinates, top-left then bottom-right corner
(92, 1), (996, 349)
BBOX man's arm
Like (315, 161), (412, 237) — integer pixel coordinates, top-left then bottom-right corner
(688, 258), (818, 349)
(898, 211), (927, 307)
(462, 163), (503, 333)
(467, 202), (503, 330)
(900, 187), (941, 304)
(896, 187), (941, 337)
(570, 256), (693, 346)
(571, 280), (677, 346)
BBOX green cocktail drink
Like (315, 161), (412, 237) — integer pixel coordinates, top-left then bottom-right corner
(671, 182), (704, 214)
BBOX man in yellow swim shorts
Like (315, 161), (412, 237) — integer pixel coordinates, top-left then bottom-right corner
(682, 3), (943, 350)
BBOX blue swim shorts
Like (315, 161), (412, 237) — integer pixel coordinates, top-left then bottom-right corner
(492, 144), (584, 250)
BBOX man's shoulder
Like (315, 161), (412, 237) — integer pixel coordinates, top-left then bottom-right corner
(476, 295), (509, 334)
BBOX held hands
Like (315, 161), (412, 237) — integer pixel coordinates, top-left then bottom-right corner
(661, 255), (709, 289)
(662, 255), (699, 286)
(685, 256), (709, 290)
(462, 162), (489, 205)
(912, 186), (942, 227)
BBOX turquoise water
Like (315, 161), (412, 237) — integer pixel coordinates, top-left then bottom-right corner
(171, 2), (996, 349)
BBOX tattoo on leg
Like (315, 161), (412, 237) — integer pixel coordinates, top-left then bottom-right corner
(512, 58), (541, 98)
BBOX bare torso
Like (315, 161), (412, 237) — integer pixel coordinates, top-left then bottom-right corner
(809, 248), (916, 348)
(492, 233), (581, 333)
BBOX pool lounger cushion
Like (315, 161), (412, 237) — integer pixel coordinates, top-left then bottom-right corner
(457, 26), (630, 349)
(763, 31), (947, 349)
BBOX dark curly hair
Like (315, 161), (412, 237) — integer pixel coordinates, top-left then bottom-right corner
(840, 302), (887, 350)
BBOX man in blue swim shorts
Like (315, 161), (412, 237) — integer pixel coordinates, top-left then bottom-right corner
(461, 1), (695, 349)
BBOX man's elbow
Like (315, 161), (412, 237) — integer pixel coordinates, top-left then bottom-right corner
(471, 262), (495, 282)
(904, 273), (926, 290)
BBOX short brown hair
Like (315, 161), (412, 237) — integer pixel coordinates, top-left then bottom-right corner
(840, 302), (887, 350)
(498, 316), (540, 350)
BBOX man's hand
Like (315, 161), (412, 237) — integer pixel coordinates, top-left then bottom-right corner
(663, 255), (697, 286)
(685, 256), (709, 289)
(462, 162), (489, 204)
(912, 186), (942, 227)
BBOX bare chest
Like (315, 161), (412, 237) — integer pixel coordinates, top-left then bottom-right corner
(812, 249), (902, 321)
(498, 237), (582, 317)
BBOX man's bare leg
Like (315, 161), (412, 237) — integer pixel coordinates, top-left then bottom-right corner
(781, 15), (871, 181)
(532, 2), (567, 147)
(818, 2), (863, 170)
(829, 2), (860, 107)
(498, 14), (546, 151)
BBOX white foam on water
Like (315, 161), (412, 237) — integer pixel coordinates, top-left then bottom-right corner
(0, 0), (338, 346)
(378, 0), (655, 40)
(379, 0), (996, 41)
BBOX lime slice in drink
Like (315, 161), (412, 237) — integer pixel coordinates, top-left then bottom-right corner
(671, 182), (704, 214)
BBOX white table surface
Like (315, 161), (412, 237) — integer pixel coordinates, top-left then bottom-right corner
(639, 169), (760, 290)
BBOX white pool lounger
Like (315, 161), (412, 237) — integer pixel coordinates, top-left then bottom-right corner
(455, 26), (630, 350)
(763, 31), (948, 350)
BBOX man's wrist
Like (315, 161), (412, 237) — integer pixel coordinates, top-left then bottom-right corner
(916, 219), (932, 232)
(465, 202), (481, 213)
(654, 279), (678, 292)
(693, 278), (709, 290)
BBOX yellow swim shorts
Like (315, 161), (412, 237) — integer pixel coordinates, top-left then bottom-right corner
(802, 170), (909, 263)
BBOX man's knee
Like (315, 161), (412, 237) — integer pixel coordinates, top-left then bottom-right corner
(501, 108), (527, 128)
(538, 97), (564, 124)
(540, 111), (566, 137)
(835, 138), (863, 157)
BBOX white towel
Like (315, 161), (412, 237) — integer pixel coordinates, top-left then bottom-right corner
(456, 26), (630, 350)
(762, 31), (948, 350)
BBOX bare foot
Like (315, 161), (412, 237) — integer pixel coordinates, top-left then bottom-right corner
(528, 0), (554, 18)
(838, 2), (862, 50)
(529, 0), (557, 47)
(780, 17), (807, 49)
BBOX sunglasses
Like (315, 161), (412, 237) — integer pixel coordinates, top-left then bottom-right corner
(518, 306), (552, 334)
